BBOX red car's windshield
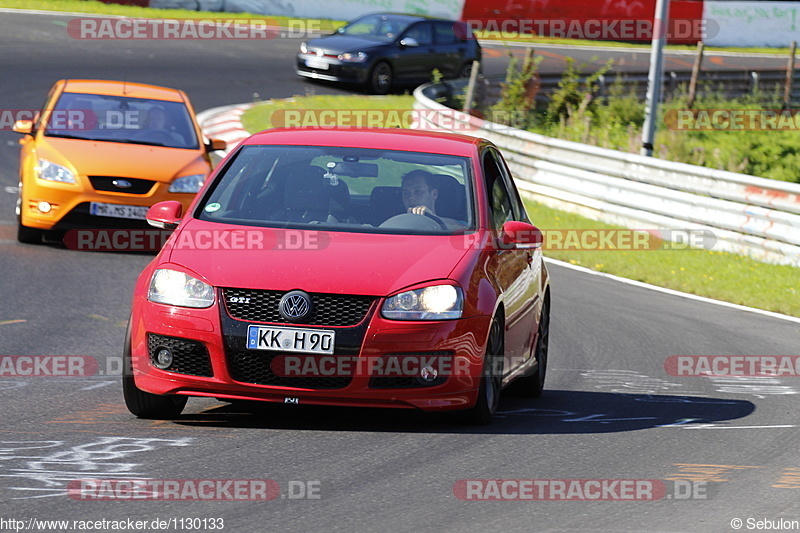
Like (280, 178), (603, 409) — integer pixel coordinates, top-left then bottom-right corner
(197, 144), (475, 234)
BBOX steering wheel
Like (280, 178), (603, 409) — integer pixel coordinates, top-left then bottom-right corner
(422, 211), (449, 231)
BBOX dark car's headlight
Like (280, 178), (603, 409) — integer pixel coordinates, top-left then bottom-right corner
(338, 52), (368, 63)
(148, 269), (214, 308)
(382, 285), (463, 320)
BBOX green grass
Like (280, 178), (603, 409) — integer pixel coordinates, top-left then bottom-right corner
(524, 200), (800, 317)
(1, 0), (792, 54)
(240, 94), (416, 132)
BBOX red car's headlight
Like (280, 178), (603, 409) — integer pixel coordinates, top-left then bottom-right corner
(148, 269), (214, 308)
(382, 284), (463, 320)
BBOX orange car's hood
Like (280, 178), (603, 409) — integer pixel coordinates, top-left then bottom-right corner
(39, 137), (207, 182)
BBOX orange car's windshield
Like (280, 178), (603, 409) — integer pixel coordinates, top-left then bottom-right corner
(43, 92), (199, 149)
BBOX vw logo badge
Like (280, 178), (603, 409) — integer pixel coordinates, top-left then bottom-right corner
(112, 179), (133, 189)
(279, 290), (313, 322)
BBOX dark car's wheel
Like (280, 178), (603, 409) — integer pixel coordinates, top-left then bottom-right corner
(509, 296), (549, 397)
(122, 319), (187, 419)
(369, 61), (392, 94)
(462, 316), (504, 425)
(456, 61), (474, 79)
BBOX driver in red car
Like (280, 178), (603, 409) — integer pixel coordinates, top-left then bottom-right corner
(401, 170), (465, 228)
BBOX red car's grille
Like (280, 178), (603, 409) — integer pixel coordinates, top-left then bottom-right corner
(227, 350), (354, 389)
(222, 288), (374, 327)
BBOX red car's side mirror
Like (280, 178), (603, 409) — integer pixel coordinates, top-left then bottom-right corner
(501, 221), (543, 249)
(147, 201), (183, 230)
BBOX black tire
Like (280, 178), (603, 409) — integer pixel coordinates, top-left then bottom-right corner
(462, 316), (504, 425)
(509, 296), (549, 397)
(456, 62), (474, 79)
(122, 319), (187, 419)
(17, 220), (44, 244)
(369, 61), (392, 94)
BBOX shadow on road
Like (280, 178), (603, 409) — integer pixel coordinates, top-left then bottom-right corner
(166, 389), (755, 434)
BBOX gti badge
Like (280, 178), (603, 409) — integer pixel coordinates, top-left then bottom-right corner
(278, 290), (313, 322)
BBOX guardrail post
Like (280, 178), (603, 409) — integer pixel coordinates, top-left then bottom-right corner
(784, 41), (796, 109)
(687, 41), (705, 108)
(641, 0), (670, 157)
(463, 60), (481, 113)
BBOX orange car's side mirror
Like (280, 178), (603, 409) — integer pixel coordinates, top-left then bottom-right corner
(147, 201), (183, 230)
(205, 138), (227, 152)
(13, 120), (33, 135)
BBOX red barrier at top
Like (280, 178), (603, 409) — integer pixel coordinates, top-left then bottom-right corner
(461, 0), (705, 44)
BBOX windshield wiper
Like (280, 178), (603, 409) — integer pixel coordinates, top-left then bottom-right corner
(113, 139), (170, 147)
(44, 132), (99, 141)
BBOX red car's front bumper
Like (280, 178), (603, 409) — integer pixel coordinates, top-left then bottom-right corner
(130, 293), (492, 412)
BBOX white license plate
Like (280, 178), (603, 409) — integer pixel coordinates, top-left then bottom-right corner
(89, 202), (149, 220)
(247, 325), (335, 354)
(305, 59), (329, 70)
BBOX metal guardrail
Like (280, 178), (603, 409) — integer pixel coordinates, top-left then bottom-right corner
(413, 80), (800, 267)
(476, 69), (800, 105)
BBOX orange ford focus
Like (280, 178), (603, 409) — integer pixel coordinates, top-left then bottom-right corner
(12, 79), (225, 243)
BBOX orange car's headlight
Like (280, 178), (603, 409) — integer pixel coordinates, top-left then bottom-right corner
(35, 159), (76, 184)
(169, 173), (206, 193)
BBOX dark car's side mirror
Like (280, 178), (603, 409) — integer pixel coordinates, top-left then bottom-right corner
(205, 138), (227, 152)
(398, 37), (419, 48)
(147, 201), (183, 230)
(501, 221), (543, 249)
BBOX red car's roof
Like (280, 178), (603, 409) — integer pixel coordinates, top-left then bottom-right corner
(242, 128), (484, 157)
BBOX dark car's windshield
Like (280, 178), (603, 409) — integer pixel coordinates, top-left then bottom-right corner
(336, 14), (416, 42)
(43, 92), (199, 149)
(197, 144), (475, 235)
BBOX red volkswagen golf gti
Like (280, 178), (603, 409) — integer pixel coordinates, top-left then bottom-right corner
(124, 128), (551, 424)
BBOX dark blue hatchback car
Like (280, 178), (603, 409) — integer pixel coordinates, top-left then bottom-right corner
(296, 13), (481, 94)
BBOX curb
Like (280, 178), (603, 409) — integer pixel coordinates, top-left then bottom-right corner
(196, 102), (255, 156)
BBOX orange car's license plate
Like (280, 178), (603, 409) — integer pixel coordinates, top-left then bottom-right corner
(90, 202), (149, 220)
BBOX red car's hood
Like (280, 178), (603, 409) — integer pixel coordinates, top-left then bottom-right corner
(164, 219), (471, 296)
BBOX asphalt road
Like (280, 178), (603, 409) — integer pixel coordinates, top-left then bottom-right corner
(1, 10), (799, 533)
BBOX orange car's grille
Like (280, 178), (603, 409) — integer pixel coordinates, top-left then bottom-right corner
(88, 176), (155, 195)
